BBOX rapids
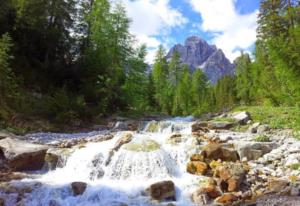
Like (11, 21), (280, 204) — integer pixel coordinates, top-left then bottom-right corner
(3, 117), (208, 206)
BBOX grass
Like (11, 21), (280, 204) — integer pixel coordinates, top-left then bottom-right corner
(289, 163), (300, 170)
(253, 134), (270, 142)
(233, 106), (300, 131)
(212, 117), (236, 123)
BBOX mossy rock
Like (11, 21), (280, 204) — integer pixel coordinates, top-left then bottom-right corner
(124, 139), (160, 152)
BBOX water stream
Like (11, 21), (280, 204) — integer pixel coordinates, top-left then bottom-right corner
(4, 117), (207, 206)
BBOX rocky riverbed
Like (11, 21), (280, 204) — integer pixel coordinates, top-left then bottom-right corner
(0, 112), (300, 206)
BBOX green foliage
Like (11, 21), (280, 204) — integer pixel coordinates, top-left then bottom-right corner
(254, 135), (270, 142)
(123, 45), (149, 110)
(289, 163), (300, 170)
(235, 53), (252, 104)
(214, 76), (237, 110)
(234, 106), (300, 131)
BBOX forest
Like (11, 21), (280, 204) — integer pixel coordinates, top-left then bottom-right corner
(0, 0), (300, 130)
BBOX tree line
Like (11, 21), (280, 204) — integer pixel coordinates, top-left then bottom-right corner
(0, 0), (299, 128)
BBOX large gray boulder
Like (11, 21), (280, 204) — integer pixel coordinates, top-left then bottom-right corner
(0, 138), (48, 171)
(233, 141), (278, 161)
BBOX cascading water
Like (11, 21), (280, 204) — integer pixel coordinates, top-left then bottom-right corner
(2, 117), (206, 206)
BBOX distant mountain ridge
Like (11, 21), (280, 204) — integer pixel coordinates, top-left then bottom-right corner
(166, 36), (235, 83)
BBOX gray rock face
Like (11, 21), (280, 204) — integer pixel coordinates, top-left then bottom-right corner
(167, 36), (235, 83)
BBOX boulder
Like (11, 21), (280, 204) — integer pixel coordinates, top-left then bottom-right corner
(232, 111), (251, 124)
(146, 180), (176, 201)
(207, 122), (234, 130)
(71, 182), (87, 196)
(201, 143), (239, 162)
(257, 124), (270, 134)
(0, 138), (48, 171)
(187, 161), (208, 175)
(214, 193), (238, 206)
(191, 122), (208, 132)
(268, 178), (289, 193)
(214, 162), (246, 192)
(233, 141), (277, 161)
(113, 133), (133, 151)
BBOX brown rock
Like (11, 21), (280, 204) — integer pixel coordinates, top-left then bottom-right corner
(268, 178), (289, 193)
(201, 143), (239, 162)
(215, 162), (246, 192)
(214, 193), (238, 205)
(199, 185), (222, 198)
(191, 189), (210, 205)
(190, 154), (204, 161)
(71, 182), (87, 196)
(191, 122), (208, 132)
(0, 138), (48, 171)
(187, 161), (208, 175)
(146, 180), (176, 201)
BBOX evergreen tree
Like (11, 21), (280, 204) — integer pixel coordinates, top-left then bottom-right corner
(235, 52), (252, 104)
(152, 45), (169, 113)
(191, 69), (210, 113)
(123, 45), (149, 111)
(0, 34), (18, 109)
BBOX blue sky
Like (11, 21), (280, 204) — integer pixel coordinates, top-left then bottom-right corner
(121, 0), (260, 63)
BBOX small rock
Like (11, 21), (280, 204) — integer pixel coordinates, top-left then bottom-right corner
(248, 122), (260, 133)
(187, 161), (208, 175)
(71, 182), (87, 196)
(190, 154), (204, 161)
(233, 111), (251, 124)
(191, 122), (209, 133)
(257, 124), (270, 134)
(191, 190), (210, 205)
(146, 180), (176, 201)
(199, 184), (222, 198)
(214, 193), (238, 206)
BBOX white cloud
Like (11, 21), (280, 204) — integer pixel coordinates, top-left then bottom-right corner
(189, 0), (258, 61)
(122, 0), (188, 63)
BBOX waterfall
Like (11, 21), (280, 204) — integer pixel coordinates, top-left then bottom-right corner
(3, 117), (203, 206)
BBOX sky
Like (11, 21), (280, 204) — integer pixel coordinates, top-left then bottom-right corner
(121, 0), (260, 63)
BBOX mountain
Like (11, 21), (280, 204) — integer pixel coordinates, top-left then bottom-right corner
(166, 36), (235, 84)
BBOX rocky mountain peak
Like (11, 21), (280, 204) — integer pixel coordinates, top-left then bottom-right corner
(167, 36), (235, 84)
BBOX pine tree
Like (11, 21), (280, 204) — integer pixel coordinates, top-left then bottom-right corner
(152, 45), (169, 113)
(235, 52), (252, 104)
(0, 34), (18, 107)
